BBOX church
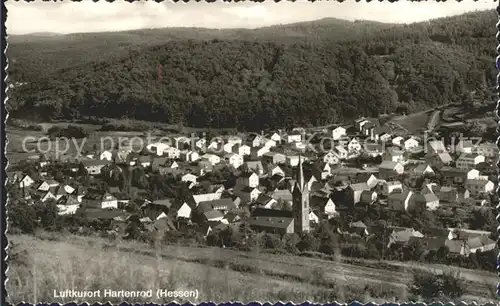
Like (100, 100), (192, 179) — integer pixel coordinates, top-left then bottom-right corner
(248, 156), (311, 235)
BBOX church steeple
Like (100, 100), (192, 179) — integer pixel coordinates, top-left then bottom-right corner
(293, 155), (310, 233)
(295, 155), (307, 193)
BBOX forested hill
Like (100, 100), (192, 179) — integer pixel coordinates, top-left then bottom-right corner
(7, 10), (497, 131)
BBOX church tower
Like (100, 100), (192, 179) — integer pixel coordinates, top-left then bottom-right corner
(293, 156), (310, 233)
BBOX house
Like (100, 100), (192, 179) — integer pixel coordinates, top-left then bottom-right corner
(332, 126), (347, 141)
(475, 142), (498, 159)
(191, 193), (222, 207)
(359, 190), (377, 205)
(236, 172), (259, 188)
(312, 161), (332, 180)
(203, 210), (225, 222)
(233, 185), (261, 203)
(81, 159), (109, 175)
(286, 131), (302, 143)
(355, 173), (379, 189)
(137, 156), (152, 168)
(387, 228), (424, 248)
(425, 152), (452, 169)
(346, 183), (371, 205)
(38, 180), (60, 192)
(467, 235), (496, 255)
(455, 139), (475, 154)
(81, 189), (118, 209)
(334, 146), (348, 159)
(456, 154), (485, 170)
(147, 142), (170, 156)
(223, 142), (235, 154)
(383, 147), (405, 163)
(181, 173), (199, 185)
(349, 221), (369, 236)
(255, 194), (278, 209)
(195, 138), (206, 150)
(224, 153), (243, 169)
(263, 138), (277, 148)
(249, 216), (294, 235)
(270, 132), (282, 143)
(201, 153), (221, 166)
(382, 181), (403, 196)
(310, 196), (337, 217)
(438, 187), (460, 203)
(379, 133), (392, 143)
(347, 138), (361, 153)
(18, 175), (35, 189)
(355, 118), (369, 131)
(99, 150), (113, 161)
(271, 189), (294, 204)
(56, 195), (80, 215)
(321, 152), (340, 165)
(262, 152), (287, 165)
(440, 167), (479, 185)
(247, 134), (263, 147)
(465, 179), (495, 197)
(141, 199), (172, 221)
(392, 136), (404, 147)
(180, 151), (200, 162)
(411, 164), (434, 177)
(233, 144), (251, 156)
(411, 193), (440, 211)
(250, 146), (270, 159)
(388, 190), (413, 211)
(266, 164), (285, 177)
(245, 161), (264, 175)
(197, 198), (237, 215)
(378, 161), (404, 180)
(286, 155), (300, 167)
(309, 211), (320, 224)
(404, 137), (420, 152)
(427, 140), (447, 154)
(364, 143), (383, 157)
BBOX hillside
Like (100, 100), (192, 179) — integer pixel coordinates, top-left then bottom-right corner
(8, 233), (498, 304)
(7, 10), (497, 131)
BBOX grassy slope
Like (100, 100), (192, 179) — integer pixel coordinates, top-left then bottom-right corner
(7, 233), (498, 304)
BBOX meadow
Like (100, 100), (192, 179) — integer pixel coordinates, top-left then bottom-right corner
(7, 232), (498, 304)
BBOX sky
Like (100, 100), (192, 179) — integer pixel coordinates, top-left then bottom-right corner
(5, 0), (496, 35)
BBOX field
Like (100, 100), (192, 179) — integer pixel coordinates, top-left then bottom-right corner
(7, 233), (498, 304)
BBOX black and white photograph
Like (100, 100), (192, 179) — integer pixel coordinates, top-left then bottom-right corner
(4, 0), (500, 304)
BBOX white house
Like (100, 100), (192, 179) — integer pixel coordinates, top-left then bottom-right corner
(19, 175), (35, 189)
(379, 133), (392, 143)
(456, 154), (485, 170)
(322, 152), (340, 165)
(382, 181), (403, 196)
(286, 132), (302, 143)
(404, 138), (420, 152)
(263, 139), (277, 148)
(388, 190), (413, 211)
(223, 142), (235, 154)
(348, 138), (362, 153)
(181, 150), (200, 162)
(236, 172), (259, 188)
(181, 173), (199, 184)
(176, 202), (192, 219)
(309, 211), (320, 224)
(334, 146), (348, 159)
(224, 153), (244, 169)
(38, 180), (59, 192)
(286, 155), (300, 167)
(99, 150), (113, 161)
(465, 179), (495, 197)
(147, 142), (170, 156)
(195, 138), (206, 150)
(233, 144), (251, 156)
(201, 153), (221, 166)
(476, 142), (498, 159)
(332, 126), (347, 141)
(392, 136), (404, 147)
(164, 147), (181, 159)
(270, 133), (281, 143)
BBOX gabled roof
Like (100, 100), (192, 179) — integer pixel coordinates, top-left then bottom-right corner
(197, 198), (236, 214)
(249, 215), (294, 229)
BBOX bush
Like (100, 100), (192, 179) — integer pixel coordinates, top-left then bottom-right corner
(410, 269), (466, 300)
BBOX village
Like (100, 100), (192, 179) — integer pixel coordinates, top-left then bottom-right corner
(7, 116), (498, 265)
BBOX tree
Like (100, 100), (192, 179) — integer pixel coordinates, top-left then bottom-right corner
(34, 199), (59, 229)
(466, 119), (487, 137)
(9, 202), (37, 233)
